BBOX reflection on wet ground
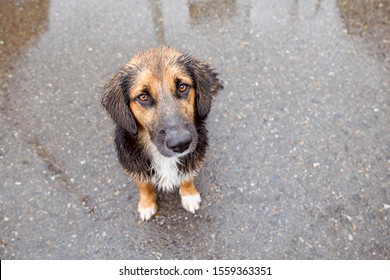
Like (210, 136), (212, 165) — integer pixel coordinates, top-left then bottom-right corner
(0, 0), (49, 78)
(337, 0), (390, 62)
(1, 0), (389, 72)
(188, 0), (237, 26)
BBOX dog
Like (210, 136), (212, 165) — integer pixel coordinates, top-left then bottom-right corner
(101, 46), (222, 221)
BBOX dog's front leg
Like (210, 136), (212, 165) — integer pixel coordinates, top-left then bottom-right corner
(179, 180), (201, 214)
(135, 180), (157, 221)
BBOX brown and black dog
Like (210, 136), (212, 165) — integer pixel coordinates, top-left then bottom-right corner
(102, 46), (222, 221)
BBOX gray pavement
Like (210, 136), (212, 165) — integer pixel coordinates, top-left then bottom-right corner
(1, 0), (389, 259)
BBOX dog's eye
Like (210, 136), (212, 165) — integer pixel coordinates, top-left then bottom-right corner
(135, 93), (154, 107)
(178, 84), (189, 93)
(177, 83), (190, 98)
(137, 94), (149, 102)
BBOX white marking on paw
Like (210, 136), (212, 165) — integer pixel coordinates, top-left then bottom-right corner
(181, 193), (201, 214)
(138, 207), (157, 221)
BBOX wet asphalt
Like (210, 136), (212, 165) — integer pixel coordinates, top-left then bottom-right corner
(1, 0), (389, 259)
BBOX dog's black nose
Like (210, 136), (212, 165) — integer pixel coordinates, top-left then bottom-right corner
(166, 131), (192, 153)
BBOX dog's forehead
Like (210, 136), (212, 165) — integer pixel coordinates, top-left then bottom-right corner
(126, 47), (193, 89)
(123, 48), (197, 103)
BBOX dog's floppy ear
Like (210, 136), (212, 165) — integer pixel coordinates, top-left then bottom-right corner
(101, 69), (138, 134)
(183, 56), (223, 118)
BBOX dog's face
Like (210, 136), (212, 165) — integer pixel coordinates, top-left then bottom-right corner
(102, 47), (222, 158)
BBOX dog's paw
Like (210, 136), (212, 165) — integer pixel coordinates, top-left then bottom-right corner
(138, 203), (157, 221)
(181, 193), (201, 214)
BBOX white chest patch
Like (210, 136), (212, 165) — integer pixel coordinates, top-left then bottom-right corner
(150, 151), (181, 191)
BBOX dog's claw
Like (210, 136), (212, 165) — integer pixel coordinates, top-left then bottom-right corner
(181, 194), (201, 214)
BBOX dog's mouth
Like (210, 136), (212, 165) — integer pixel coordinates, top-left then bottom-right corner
(151, 124), (198, 158)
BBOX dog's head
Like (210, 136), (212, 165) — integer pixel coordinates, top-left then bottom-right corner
(102, 46), (222, 158)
